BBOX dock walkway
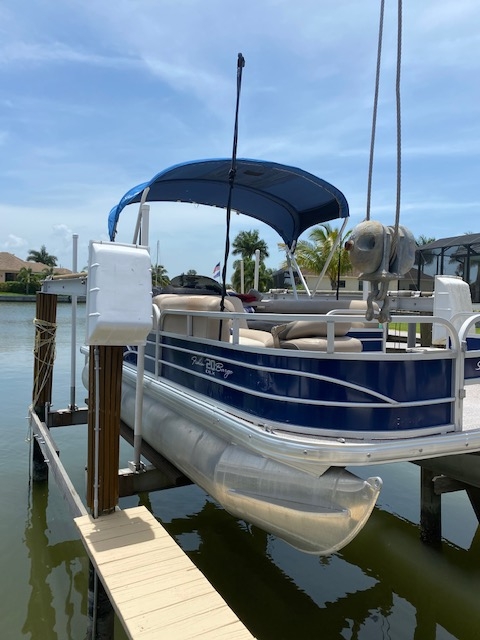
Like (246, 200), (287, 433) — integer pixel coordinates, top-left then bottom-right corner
(75, 506), (255, 640)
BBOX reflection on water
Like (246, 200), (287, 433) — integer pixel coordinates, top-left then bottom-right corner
(14, 451), (480, 640)
(3, 301), (480, 639)
(22, 481), (88, 640)
(138, 486), (480, 640)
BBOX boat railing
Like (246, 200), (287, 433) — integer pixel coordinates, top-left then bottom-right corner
(153, 305), (462, 354)
(454, 312), (480, 340)
(139, 306), (479, 433)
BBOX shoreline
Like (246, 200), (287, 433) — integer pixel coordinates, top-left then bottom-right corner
(0, 294), (85, 303)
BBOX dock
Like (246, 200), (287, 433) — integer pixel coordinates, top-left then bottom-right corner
(29, 289), (255, 639)
(75, 506), (255, 639)
(28, 279), (480, 639)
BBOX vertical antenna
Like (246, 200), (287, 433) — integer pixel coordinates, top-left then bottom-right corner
(220, 53), (245, 311)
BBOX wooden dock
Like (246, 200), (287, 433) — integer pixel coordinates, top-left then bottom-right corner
(75, 506), (255, 640)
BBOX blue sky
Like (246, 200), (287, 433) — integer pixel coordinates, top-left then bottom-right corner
(1, 1), (479, 279)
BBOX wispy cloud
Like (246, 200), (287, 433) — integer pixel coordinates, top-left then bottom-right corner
(0, 0), (479, 277)
(0, 41), (141, 69)
(2, 234), (28, 252)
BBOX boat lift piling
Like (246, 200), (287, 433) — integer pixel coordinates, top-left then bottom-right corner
(85, 343), (124, 639)
(86, 344), (123, 514)
(32, 291), (58, 482)
(416, 452), (480, 545)
(29, 241), (257, 639)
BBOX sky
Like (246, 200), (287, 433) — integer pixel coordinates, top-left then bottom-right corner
(1, 0), (479, 279)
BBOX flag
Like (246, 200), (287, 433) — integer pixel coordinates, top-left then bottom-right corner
(213, 262), (221, 279)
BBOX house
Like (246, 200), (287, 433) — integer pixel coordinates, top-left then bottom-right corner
(0, 252), (71, 283)
(416, 233), (480, 303)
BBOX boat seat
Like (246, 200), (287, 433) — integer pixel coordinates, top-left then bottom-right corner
(227, 295), (274, 347)
(253, 297), (372, 315)
(233, 327), (275, 348)
(273, 319), (352, 340)
(272, 321), (363, 352)
(274, 336), (363, 352)
(153, 294), (234, 341)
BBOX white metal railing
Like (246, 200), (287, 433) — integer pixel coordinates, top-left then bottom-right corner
(151, 308), (463, 409)
(115, 305), (480, 438)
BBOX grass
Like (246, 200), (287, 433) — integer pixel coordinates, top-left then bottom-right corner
(0, 291), (36, 297)
(390, 322), (480, 334)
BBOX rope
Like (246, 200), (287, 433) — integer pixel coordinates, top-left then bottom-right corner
(365, 0), (403, 262)
(220, 52), (245, 314)
(393, 0), (403, 237)
(31, 317), (57, 411)
(365, 0), (385, 222)
(390, 0), (403, 260)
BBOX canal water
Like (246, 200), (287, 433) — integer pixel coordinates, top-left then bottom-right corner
(1, 301), (479, 640)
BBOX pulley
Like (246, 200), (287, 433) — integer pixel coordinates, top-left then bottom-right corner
(345, 220), (415, 322)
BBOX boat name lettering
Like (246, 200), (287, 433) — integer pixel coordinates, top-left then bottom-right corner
(476, 360), (480, 371)
(191, 356), (233, 379)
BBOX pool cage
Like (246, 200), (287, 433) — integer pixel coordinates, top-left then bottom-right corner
(415, 233), (480, 304)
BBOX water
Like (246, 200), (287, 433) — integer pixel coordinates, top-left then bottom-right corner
(1, 301), (480, 640)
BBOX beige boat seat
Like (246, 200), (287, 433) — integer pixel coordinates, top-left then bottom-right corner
(153, 294), (234, 341)
(272, 320), (362, 352)
(227, 295), (274, 347)
(152, 294), (275, 346)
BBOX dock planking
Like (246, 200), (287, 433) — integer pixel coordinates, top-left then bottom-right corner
(74, 505), (255, 639)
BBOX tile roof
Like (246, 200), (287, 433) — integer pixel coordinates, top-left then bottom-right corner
(0, 252), (71, 275)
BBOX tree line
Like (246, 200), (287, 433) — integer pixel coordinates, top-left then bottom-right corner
(8, 230), (436, 296)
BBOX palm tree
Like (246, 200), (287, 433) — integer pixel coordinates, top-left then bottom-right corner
(284, 224), (352, 290)
(42, 266), (56, 277)
(414, 235), (436, 268)
(27, 245), (58, 267)
(151, 264), (169, 288)
(231, 230), (271, 292)
(231, 258), (273, 292)
(17, 267), (40, 294)
(232, 230), (269, 262)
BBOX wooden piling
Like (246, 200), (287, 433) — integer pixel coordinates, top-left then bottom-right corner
(32, 292), (58, 482)
(86, 345), (124, 515)
(420, 467), (442, 545)
(85, 344), (123, 639)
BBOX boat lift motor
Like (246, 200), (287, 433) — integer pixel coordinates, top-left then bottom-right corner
(345, 220), (416, 323)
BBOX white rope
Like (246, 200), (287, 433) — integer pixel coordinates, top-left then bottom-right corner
(366, 0), (403, 242)
(365, 0), (385, 222)
(393, 0), (403, 237)
(31, 317), (57, 411)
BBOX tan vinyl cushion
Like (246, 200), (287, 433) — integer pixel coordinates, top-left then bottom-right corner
(272, 319), (351, 342)
(277, 336), (363, 352)
(226, 295), (249, 329)
(153, 294), (234, 341)
(233, 328), (274, 347)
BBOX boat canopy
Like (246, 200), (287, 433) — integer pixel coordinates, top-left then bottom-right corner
(108, 158), (349, 249)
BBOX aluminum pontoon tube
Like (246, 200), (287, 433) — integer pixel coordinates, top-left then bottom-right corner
(120, 380), (382, 555)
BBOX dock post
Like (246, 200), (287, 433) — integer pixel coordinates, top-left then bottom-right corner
(420, 467), (442, 544)
(87, 563), (114, 640)
(85, 344), (123, 639)
(32, 292), (58, 482)
(86, 345), (123, 514)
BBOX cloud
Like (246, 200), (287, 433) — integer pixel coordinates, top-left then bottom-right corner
(1, 0), (479, 279)
(0, 40), (141, 70)
(2, 234), (28, 251)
